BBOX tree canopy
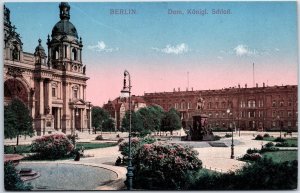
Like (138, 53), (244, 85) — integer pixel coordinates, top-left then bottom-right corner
(4, 98), (34, 145)
(121, 105), (180, 136)
(91, 106), (109, 129)
(161, 108), (182, 134)
(91, 106), (115, 132)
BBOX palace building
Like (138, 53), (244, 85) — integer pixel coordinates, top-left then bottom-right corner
(4, 3), (92, 135)
(143, 84), (298, 131)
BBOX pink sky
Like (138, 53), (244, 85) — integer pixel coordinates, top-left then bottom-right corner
(86, 60), (298, 106)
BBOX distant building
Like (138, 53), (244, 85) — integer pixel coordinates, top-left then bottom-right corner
(103, 96), (147, 130)
(3, 3), (92, 135)
(143, 84), (298, 131)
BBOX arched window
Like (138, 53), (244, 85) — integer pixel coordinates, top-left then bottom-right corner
(72, 48), (77, 61)
(12, 45), (19, 61)
(52, 47), (59, 60)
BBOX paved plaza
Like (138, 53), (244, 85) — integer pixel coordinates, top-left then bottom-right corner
(5, 131), (298, 190)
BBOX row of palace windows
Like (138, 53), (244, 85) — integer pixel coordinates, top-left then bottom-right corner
(272, 100), (296, 107)
(207, 121), (297, 128)
(184, 110), (297, 119)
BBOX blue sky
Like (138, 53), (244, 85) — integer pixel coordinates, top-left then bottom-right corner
(5, 1), (298, 105)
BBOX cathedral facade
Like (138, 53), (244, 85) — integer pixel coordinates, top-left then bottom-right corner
(4, 2), (92, 135)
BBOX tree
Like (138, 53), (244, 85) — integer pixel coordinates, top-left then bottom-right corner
(4, 161), (32, 190)
(4, 98), (34, 145)
(102, 118), (115, 132)
(137, 106), (162, 133)
(122, 110), (145, 136)
(161, 108), (182, 135)
(91, 106), (110, 133)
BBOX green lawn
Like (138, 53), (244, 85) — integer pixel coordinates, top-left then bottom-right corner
(259, 137), (298, 147)
(262, 150), (298, 163)
(4, 145), (32, 154)
(76, 142), (117, 150)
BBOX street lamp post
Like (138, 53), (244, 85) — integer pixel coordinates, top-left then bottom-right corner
(87, 102), (91, 134)
(120, 70), (133, 190)
(277, 115), (281, 138)
(227, 109), (234, 159)
(73, 106), (79, 149)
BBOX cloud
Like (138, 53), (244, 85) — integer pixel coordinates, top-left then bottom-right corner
(275, 48), (280, 52)
(217, 56), (223, 60)
(88, 41), (119, 52)
(234, 44), (257, 57)
(152, 43), (189, 55)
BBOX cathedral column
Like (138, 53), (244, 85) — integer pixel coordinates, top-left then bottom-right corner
(47, 80), (52, 114)
(79, 84), (82, 99)
(39, 79), (44, 115)
(83, 85), (86, 101)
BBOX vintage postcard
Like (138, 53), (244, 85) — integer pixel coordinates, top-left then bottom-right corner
(3, 0), (298, 191)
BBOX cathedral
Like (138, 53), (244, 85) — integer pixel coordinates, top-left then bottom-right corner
(4, 2), (92, 135)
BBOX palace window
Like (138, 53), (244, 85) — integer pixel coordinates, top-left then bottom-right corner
(258, 100), (264, 107)
(272, 122), (276, 127)
(272, 100), (276, 107)
(280, 101), (284, 107)
(181, 101), (186, 109)
(248, 111), (255, 118)
(174, 103), (179, 109)
(288, 111), (292, 117)
(215, 102), (219, 109)
(248, 100), (256, 108)
(208, 102), (212, 109)
(222, 102), (226, 108)
(272, 111), (276, 117)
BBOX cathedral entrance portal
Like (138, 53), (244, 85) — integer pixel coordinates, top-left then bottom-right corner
(4, 78), (29, 106)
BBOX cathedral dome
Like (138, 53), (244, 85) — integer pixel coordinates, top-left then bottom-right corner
(51, 2), (78, 39)
(51, 20), (78, 39)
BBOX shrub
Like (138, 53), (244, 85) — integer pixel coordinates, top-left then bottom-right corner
(240, 153), (262, 162)
(190, 158), (297, 190)
(133, 143), (202, 190)
(275, 142), (289, 147)
(260, 146), (279, 153)
(255, 134), (263, 140)
(95, 135), (104, 140)
(66, 133), (78, 140)
(274, 137), (286, 142)
(224, 133), (232, 138)
(119, 137), (156, 161)
(265, 142), (274, 148)
(4, 161), (32, 190)
(213, 135), (221, 141)
(31, 134), (74, 159)
(246, 148), (260, 154)
(263, 133), (270, 138)
(117, 138), (124, 144)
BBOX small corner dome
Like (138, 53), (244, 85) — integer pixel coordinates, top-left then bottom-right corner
(34, 39), (46, 57)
